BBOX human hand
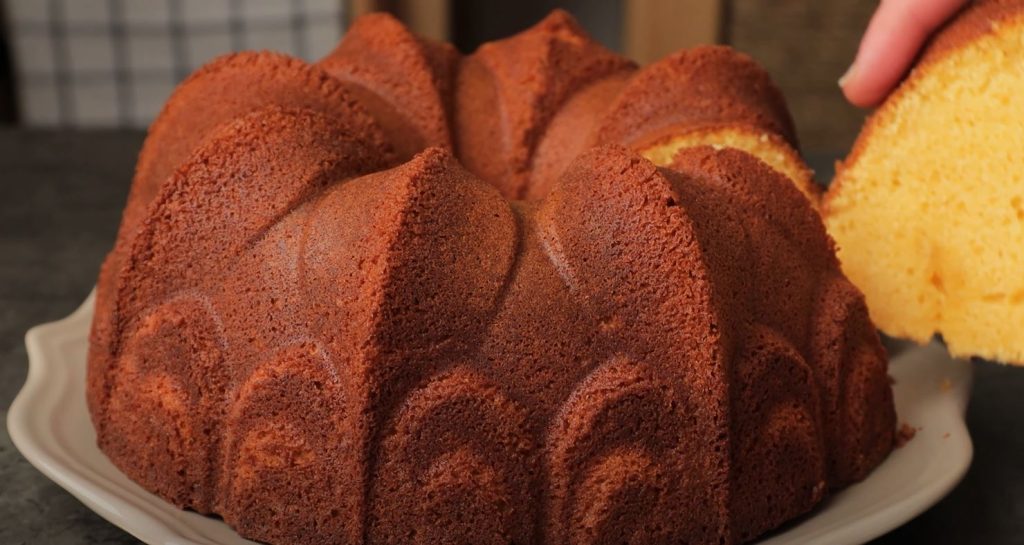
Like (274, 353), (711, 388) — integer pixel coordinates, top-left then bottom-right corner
(840, 0), (970, 107)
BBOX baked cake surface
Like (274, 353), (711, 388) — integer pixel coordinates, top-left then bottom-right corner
(89, 10), (896, 544)
(825, 0), (1024, 364)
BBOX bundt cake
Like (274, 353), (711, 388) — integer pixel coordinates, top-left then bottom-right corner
(89, 10), (896, 545)
(825, 0), (1024, 364)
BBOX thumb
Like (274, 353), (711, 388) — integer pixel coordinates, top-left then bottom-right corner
(841, 0), (969, 107)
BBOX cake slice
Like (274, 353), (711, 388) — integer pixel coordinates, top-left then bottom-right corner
(825, 0), (1024, 363)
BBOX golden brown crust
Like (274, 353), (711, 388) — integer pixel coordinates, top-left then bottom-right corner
(88, 51), (393, 426)
(128, 51), (386, 236)
(595, 45), (798, 150)
(454, 9), (636, 199)
(317, 12), (460, 157)
(922, 0), (1024, 61)
(528, 72), (633, 199)
(93, 106), (393, 520)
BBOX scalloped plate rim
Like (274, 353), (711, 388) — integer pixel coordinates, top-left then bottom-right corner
(7, 291), (974, 545)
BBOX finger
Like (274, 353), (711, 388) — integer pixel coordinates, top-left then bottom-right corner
(841, 0), (968, 107)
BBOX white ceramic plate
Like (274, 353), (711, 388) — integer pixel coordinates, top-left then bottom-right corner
(8, 292), (974, 545)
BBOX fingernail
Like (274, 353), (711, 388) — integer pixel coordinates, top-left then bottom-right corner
(839, 61), (856, 88)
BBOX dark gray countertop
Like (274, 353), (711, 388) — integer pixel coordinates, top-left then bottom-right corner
(1, 128), (1022, 544)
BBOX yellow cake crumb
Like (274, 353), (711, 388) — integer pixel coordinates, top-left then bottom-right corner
(825, 17), (1024, 364)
